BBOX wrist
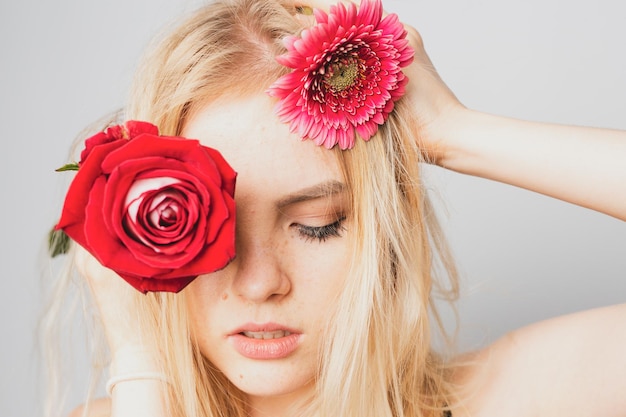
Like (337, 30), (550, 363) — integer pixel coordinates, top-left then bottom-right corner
(107, 346), (170, 397)
(109, 345), (162, 375)
(106, 372), (170, 397)
(419, 103), (473, 167)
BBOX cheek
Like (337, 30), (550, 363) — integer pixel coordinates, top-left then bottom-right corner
(286, 233), (351, 306)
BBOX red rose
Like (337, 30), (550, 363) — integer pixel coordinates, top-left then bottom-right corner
(56, 122), (236, 293)
(79, 121), (158, 165)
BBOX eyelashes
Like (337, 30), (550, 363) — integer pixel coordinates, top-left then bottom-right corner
(292, 216), (346, 242)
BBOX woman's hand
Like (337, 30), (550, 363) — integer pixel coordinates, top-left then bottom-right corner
(402, 22), (626, 221)
(399, 16), (626, 220)
(399, 24), (465, 164)
(74, 246), (168, 417)
(74, 246), (146, 353)
(396, 6), (626, 221)
(293, 0), (465, 163)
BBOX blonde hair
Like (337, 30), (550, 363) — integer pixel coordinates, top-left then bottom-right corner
(44, 0), (460, 416)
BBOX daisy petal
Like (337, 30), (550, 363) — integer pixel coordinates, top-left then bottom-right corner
(267, 0), (413, 149)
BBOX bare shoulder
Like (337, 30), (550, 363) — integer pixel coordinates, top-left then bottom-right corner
(450, 303), (626, 417)
(68, 398), (111, 417)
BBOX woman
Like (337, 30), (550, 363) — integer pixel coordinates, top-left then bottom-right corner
(47, 0), (626, 416)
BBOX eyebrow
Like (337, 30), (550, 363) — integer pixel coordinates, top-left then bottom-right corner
(275, 180), (347, 209)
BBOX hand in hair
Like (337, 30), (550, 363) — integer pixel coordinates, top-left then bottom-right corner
(74, 247), (168, 417)
(74, 247), (147, 352)
(294, 0), (465, 163)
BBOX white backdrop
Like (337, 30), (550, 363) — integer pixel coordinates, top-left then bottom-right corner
(1, 0), (625, 415)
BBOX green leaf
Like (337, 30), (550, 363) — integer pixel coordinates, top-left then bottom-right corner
(55, 162), (80, 172)
(48, 228), (71, 257)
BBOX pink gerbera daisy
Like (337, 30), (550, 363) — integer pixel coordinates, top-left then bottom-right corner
(267, 0), (414, 150)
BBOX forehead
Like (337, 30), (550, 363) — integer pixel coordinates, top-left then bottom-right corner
(182, 93), (343, 203)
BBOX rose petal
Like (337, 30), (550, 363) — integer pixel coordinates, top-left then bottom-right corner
(57, 126), (237, 293)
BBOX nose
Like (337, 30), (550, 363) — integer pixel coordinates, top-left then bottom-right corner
(230, 235), (291, 303)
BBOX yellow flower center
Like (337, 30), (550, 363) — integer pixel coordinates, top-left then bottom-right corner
(325, 60), (359, 92)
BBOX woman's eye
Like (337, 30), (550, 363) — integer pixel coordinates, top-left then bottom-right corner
(293, 216), (346, 242)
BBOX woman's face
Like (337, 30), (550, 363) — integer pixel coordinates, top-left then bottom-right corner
(182, 93), (351, 408)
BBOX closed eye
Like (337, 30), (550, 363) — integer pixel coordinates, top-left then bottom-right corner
(292, 216), (346, 242)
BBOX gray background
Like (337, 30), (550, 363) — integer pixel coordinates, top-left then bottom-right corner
(1, 0), (624, 415)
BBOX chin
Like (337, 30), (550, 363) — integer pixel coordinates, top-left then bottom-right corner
(223, 360), (316, 399)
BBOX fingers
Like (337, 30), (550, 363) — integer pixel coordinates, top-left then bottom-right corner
(74, 246), (146, 351)
(74, 245), (134, 304)
(74, 245), (115, 285)
(293, 0), (361, 15)
(292, 0), (425, 51)
(403, 23), (424, 50)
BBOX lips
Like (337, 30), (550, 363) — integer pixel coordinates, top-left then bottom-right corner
(229, 323), (302, 359)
